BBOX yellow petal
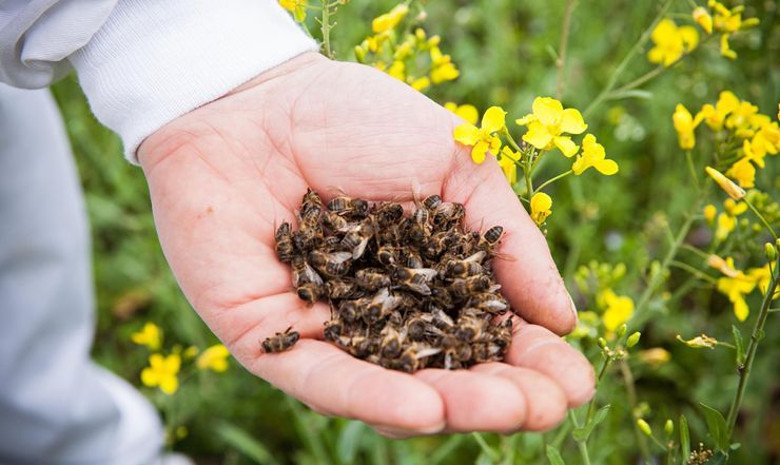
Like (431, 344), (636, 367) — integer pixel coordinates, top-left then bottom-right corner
(515, 114), (536, 126)
(532, 97), (563, 126)
(522, 121), (554, 149)
(454, 123), (480, 145)
(456, 105), (479, 125)
(595, 159), (619, 175)
(140, 368), (159, 387)
(531, 192), (552, 212)
(559, 108), (588, 134)
(679, 26), (700, 51)
(471, 141), (488, 164)
(160, 376), (179, 395)
(481, 106), (507, 133)
(572, 156), (588, 175)
(554, 136), (579, 157)
(733, 297), (749, 321)
(651, 19), (678, 44)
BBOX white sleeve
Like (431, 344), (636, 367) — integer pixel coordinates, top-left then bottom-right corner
(0, 0), (318, 163)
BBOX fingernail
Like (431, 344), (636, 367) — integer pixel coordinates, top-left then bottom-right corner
(568, 293), (579, 323)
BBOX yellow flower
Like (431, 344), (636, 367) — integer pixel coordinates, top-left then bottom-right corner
(647, 19), (699, 67)
(131, 323), (162, 351)
(387, 60), (405, 81)
(279, 0), (307, 22)
(748, 265), (780, 300)
(715, 212), (736, 242)
(742, 139), (766, 169)
(409, 77), (431, 91)
(498, 146), (520, 184)
(639, 348), (671, 366)
(720, 33), (737, 60)
(751, 122), (780, 157)
(726, 100), (759, 133)
(727, 158), (756, 189)
(429, 46), (459, 83)
(516, 97), (587, 157)
(141, 353), (181, 395)
(705, 166), (746, 200)
(672, 104), (703, 149)
(453, 106), (506, 164)
(699, 91), (739, 131)
(692, 7), (713, 34)
(716, 263), (757, 321)
(676, 333), (718, 349)
(703, 204), (717, 223)
(372, 4), (409, 33)
(444, 102), (479, 126)
(706, 254), (739, 277)
(530, 192), (552, 225)
(572, 134), (619, 175)
(196, 344), (231, 372)
(600, 289), (635, 334)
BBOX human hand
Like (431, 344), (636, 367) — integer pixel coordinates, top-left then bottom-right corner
(138, 52), (594, 436)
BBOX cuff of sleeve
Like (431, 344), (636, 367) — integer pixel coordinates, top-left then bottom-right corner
(69, 0), (318, 164)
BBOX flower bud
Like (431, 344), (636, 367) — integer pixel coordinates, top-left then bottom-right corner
(617, 324), (628, 338)
(626, 331), (641, 348)
(664, 419), (674, 436)
(354, 45), (367, 63)
(692, 7), (713, 34)
(637, 419), (653, 436)
(705, 166), (745, 200)
(598, 337), (608, 349)
(766, 242), (778, 261)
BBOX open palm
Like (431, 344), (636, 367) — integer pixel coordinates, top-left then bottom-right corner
(139, 53), (594, 436)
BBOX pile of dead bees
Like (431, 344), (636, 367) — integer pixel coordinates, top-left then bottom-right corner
(265, 189), (512, 373)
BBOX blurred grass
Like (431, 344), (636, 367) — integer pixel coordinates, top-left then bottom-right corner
(50, 0), (779, 463)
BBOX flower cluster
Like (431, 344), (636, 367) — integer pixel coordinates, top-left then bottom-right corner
(647, 18), (699, 67)
(354, 4), (459, 92)
(674, 91), (780, 188)
(692, 1), (759, 59)
(707, 254), (775, 321)
(453, 97), (619, 227)
(130, 322), (231, 395)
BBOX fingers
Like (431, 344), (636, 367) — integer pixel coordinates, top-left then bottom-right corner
(505, 320), (595, 407)
(413, 368), (527, 433)
(248, 340), (446, 434)
(443, 137), (577, 335)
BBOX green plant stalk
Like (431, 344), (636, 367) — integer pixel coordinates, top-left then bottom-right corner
(555, 0), (577, 100)
(584, 0), (673, 118)
(534, 170), (573, 195)
(669, 260), (718, 285)
(620, 360), (652, 464)
(472, 433), (500, 462)
(744, 198), (778, 240)
(321, 1), (334, 58)
(685, 150), (701, 191)
(568, 410), (593, 465)
(725, 254), (780, 438)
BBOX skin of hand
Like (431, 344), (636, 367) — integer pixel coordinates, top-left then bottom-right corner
(138, 52), (595, 437)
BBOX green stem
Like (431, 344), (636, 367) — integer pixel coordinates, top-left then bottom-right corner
(534, 170), (574, 194)
(321, 2), (334, 58)
(685, 150), (701, 191)
(744, 198), (778, 240)
(725, 255), (780, 438)
(611, 66), (665, 94)
(472, 433), (500, 462)
(555, 0), (577, 100)
(584, 356), (612, 421)
(621, 360), (652, 463)
(669, 260), (718, 285)
(568, 411), (593, 465)
(524, 159), (534, 198)
(584, 0), (673, 118)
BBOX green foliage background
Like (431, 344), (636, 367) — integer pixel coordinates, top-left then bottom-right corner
(50, 0), (779, 464)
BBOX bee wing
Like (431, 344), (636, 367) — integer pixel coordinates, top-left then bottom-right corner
(415, 347), (442, 359)
(415, 268), (438, 282)
(328, 251), (353, 264)
(466, 250), (487, 263)
(303, 262), (324, 285)
(352, 238), (370, 259)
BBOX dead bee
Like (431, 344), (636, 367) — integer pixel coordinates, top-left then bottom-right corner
(291, 256), (323, 288)
(297, 282), (325, 304)
(454, 312), (489, 342)
(343, 335), (380, 359)
(407, 207), (433, 245)
(341, 222), (374, 259)
(300, 188), (324, 216)
(373, 202), (404, 226)
(323, 319), (344, 341)
(321, 210), (350, 232)
(430, 307), (456, 330)
(448, 274), (491, 300)
(355, 268), (392, 291)
(422, 194), (442, 211)
(274, 222), (295, 263)
(467, 292), (509, 314)
(432, 202), (465, 229)
(398, 248), (425, 269)
(326, 278), (359, 300)
(404, 312), (434, 341)
(337, 300), (364, 323)
(308, 250), (352, 277)
(261, 327), (300, 353)
(364, 288), (404, 324)
(390, 266), (438, 295)
(471, 342), (504, 363)
(474, 225), (504, 254)
(378, 325), (405, 359)
(376, 245), (398, 265)
(440, 334), (473, 370)
(328, 194), (370, 218)
(430, 286), (456, 310)
(386, 343), (441, 372)
(443, 251), (486, 278)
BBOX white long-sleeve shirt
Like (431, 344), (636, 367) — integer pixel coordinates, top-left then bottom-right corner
(0, 0), (318, 162)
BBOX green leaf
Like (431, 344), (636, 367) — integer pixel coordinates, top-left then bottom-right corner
(731, 325), (745, 365)
(706, 450), (729, 464)
(699, 403), (729, 451)
(572, 405), (611, 442)
(680, 415), (690, 463)
(337, 421), (366, 464)
(546, 445), (566, 465)
(215, 421), (281, 465)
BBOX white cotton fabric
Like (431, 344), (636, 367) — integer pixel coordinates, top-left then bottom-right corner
(0, 0), (318, 162)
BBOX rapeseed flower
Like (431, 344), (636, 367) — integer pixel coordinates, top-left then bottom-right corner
(699, 91), (739, 131)
(131, 322), (162, 351)
(196, 344), (231, 372)
(728, 157), (756, 188)
(279, 0), (307, 22)
(713, 199), (747, 241)
(444, 102), (479, 125)
(647, 19), (699, 67)
(454, 106), (506, 163)
(141, 353), (181, 395)
(429, 46), (459, 83)
(530, 192), (552, 225)
(572, 134), (619, 175)
(672, 104), (703, 149)
(600, 289), (635, 334)
(715, 258), (756, 321)
(516, 97), (587, 157)
(372, 4), (409, 33)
